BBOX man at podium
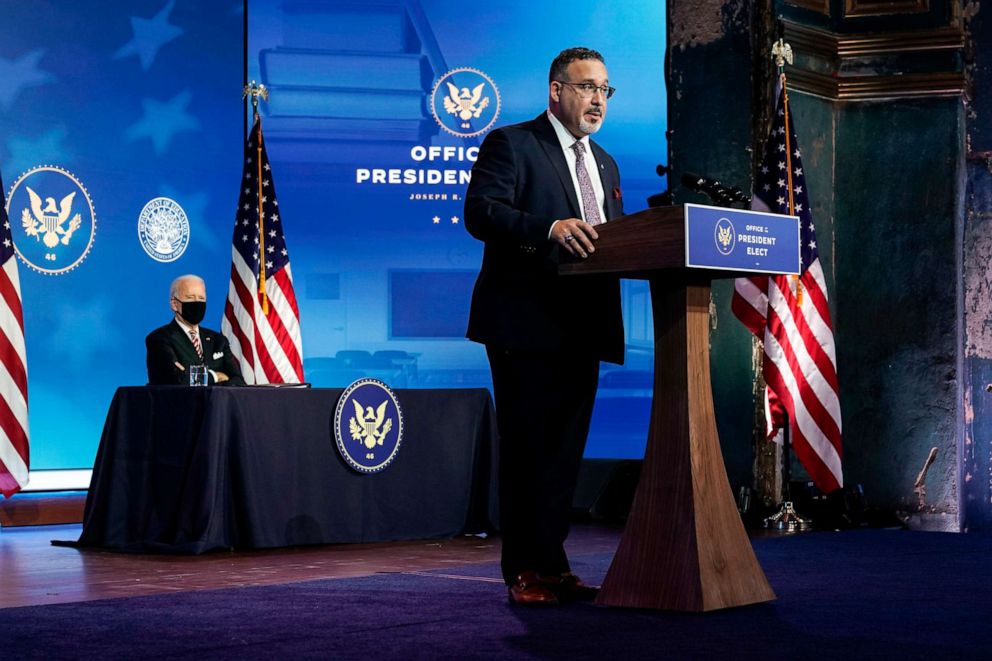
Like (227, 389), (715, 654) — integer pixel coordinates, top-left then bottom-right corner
(464, 47), (625, 606)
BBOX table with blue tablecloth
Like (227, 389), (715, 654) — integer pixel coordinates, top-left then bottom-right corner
(76, 386), (498, 553)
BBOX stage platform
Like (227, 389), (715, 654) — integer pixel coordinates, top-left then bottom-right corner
(2, 523), (990, 658)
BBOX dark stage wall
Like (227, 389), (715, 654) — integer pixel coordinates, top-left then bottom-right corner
(668, 0), (984, 530)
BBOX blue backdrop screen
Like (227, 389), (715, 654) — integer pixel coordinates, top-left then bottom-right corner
(248, 0), (666, 460)
(1, 1), (243, 470)
(1, 0), (665, 473)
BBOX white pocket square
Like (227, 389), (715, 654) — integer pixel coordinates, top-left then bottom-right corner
(212, 351), (224, 360)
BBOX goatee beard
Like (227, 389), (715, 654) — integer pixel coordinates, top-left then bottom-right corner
(578, 118), (602, 135)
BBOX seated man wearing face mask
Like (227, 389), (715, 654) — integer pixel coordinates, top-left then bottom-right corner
(145, 274), (245, 386)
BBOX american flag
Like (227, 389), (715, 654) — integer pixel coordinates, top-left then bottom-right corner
(731, 78), (843, 493)
(0, 169), (30, 497)
(222, 118), (304, 384)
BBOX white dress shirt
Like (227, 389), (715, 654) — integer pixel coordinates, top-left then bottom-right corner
(546, 110), (607, 236)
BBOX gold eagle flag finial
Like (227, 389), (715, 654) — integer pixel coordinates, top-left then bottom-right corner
(242, 80), (271, 312)
(772, 38), (793, 70)
(242, 80), (269, 115)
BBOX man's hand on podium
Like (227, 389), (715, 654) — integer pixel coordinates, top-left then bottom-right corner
(551, 218), (598, 259)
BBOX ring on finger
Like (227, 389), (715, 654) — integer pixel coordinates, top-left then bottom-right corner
(564, 234), (575, 242)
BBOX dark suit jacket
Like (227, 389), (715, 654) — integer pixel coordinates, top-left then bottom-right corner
(145, 320), (246, 386)
(464, 113), (625, 364)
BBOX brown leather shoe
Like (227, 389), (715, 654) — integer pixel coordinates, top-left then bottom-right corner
(508, 571), (560, 606)
(541, 572), (599, 602)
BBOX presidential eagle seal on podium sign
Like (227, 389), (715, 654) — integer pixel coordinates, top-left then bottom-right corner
(334, 378), (404, 473)
(714, 216), (736, 256)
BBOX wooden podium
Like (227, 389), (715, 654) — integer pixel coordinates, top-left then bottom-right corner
(560, 205), (776, 611)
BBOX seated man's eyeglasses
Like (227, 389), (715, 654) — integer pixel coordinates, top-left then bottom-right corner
(555, 81), (616, 99)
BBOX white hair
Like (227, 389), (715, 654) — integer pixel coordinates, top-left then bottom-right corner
(169, 274), (205, 299)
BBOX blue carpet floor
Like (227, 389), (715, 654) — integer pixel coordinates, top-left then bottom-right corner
(2, 530), (990, 659)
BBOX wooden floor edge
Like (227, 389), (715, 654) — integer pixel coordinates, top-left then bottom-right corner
(0, 493), (86, 528)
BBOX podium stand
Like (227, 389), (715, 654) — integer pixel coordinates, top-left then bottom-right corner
(560, 204), (780, 611)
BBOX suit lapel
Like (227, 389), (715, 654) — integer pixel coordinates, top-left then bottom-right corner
(170, 319), (206, 363)
(590, 141), (620, 220)
(533, 114), (581, 218)
(200, 333), (212, 363)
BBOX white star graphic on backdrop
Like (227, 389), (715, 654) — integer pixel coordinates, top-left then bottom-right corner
(0, 50), (56, 110)
(6, 127), (71, 176)
(125, 90), (200, 155)
(432, 216), (440, 224)
(161, 185), (215, 246)
(114, 0), (183, 70)
(451, 216), (460, 224)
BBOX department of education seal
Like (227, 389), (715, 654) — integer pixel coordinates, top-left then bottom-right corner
(714, 216), (736, 256)
(430, 67), (501, 138)
(6, 165), (96, 275)
(138, 197), (190, 262)
(334, 378), (404, 474)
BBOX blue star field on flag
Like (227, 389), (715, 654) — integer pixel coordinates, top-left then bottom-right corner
(752, 88), (818, 273)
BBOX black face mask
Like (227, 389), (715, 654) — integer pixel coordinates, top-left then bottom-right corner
(178, 300), (206, 326)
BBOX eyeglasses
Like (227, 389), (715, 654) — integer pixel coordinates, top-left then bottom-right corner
(555, 81), (616, 99)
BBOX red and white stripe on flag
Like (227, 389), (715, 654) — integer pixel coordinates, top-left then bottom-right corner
(0, 171), (30, 497)
(731, 79), (843, 493)
(222, 119), (304, 385)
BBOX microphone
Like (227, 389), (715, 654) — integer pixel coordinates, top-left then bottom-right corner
(681, 172), (722, 193)
(681, 172), (750, 206)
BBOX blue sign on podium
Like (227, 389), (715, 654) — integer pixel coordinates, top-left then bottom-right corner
(684, 203), (800, 275)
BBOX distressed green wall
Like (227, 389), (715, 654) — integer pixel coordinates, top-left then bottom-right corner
(667, 0), (969, 526)
(667, 0), (757, 492)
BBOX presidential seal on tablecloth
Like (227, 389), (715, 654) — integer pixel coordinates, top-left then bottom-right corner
(334, 378), (404, 473)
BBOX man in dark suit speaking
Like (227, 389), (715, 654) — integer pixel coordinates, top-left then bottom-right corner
(465, 47), (624, 606)
(146, 274), (244, 386)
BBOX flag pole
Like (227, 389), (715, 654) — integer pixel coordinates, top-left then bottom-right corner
(774, 39), (803, 308)
(761, 39), (812, 531)
(243, 81), (270, 315)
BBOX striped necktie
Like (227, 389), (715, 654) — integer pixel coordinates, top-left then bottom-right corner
(189, 329), (203, 360)
(571, 141), (603, 226)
